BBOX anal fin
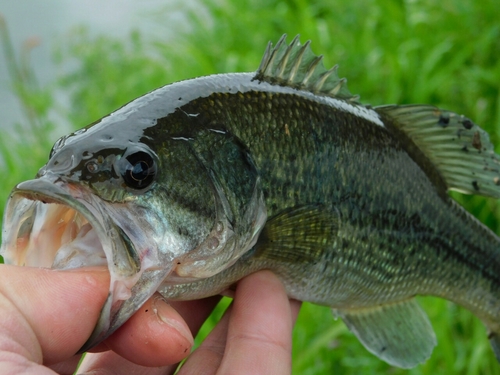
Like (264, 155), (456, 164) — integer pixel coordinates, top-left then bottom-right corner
(333, 298), (436, 368)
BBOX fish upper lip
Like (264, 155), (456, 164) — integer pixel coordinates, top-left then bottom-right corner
(0, 174), (146, 350)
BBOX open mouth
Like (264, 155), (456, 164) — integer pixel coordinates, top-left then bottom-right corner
(10, 198), (106, 270)
(1, 177), (111, 272)
(1, 177), (144, 284)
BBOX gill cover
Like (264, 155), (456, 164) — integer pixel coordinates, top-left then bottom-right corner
(172, 128), (267, 278)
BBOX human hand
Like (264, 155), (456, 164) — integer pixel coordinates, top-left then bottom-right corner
(0, 265), (301, 375)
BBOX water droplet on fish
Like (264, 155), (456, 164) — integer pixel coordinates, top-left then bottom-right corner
(216, 221), (224, 233)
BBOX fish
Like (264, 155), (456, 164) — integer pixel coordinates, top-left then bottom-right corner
(2, 34), (500, 369)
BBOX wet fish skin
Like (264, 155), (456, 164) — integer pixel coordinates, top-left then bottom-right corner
(160, 89), (500, 312)
(158, 89), (500, 367)
(2, 34), (500, 368)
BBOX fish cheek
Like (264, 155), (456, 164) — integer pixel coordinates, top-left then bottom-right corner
(151, 142), (219, 264)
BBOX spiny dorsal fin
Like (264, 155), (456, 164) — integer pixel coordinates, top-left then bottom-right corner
(376, 105), (500, 198)
(254, 34), (359, 102)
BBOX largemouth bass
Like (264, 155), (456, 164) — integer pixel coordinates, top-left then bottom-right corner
(2, 34), (500, 368)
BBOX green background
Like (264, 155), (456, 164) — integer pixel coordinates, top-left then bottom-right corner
(1, 0), (499, 373)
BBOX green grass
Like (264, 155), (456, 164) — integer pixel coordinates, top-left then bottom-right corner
(1, 0), (500, 373)
(0, 15), (56, 216)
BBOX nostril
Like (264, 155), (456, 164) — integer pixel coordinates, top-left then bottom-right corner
(36, 167), (47, 178)
(54, 154), (75, 169)
(46, 150), (78, 176)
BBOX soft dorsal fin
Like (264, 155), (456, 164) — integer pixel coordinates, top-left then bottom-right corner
(376, 104), (500, 198)
(254, 34), (359, 102)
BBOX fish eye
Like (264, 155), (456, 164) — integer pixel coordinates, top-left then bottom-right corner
(121, 151), (157, 190)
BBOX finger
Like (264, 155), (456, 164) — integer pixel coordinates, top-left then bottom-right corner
(179, 273), (302, 375)
(102, 293), (193, 367)
(289, 298), (302, 324)
(168, 296), (222, 336)
(48, 356), (82, 375)
(77, 351), (175, 375)
(218, 270), (299, 375)
(0, 265), (109, 367)
(78, 295), (221, 373)
(176, 304), (231, 375)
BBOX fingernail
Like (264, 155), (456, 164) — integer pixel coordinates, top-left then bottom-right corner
(153, 296), (194, 346)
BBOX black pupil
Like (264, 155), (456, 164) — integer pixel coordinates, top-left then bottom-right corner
(131, 161), (149, 181)
(122, 151), (156, 189)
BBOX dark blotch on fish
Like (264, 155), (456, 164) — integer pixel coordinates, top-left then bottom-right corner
(472, 131), (482, 151)
(462, 119), (474, 130)
(438, 114), (450, 127)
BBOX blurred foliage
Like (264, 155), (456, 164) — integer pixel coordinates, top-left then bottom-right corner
(1, 0), (500, 373)
(0, 15), (56, 214)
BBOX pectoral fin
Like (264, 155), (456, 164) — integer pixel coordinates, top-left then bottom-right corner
(333, 298), (436, 368)
(254, 204), (340, 263)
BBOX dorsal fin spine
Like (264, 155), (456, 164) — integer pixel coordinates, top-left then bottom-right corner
(254, 34), (359, 102)
(313, 68), (332, 91)
(330, 77), (345, 96)
(289, 41), (310, 81)
(277, 36), (299, 79)
(302, 55), (323, 85)
(257, 42), (272, 73)
(261, 35), (286, 75)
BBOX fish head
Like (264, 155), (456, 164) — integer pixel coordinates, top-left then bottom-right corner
(0, 105), (266, 351)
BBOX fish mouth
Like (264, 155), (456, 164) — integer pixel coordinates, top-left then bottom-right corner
(0, 175), (171, 352)
(1, 179), (139, 274)
(4, 191), (108, 270)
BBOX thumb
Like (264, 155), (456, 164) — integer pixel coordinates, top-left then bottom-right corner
(0, 265), (109, 366)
